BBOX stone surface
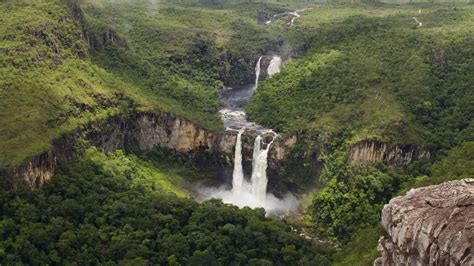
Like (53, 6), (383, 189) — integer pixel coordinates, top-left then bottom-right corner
(1, 112), (295, 190)
(375, 179), (474, 266)
(2, 113), (432, 192)
(349, 140), (430, 167)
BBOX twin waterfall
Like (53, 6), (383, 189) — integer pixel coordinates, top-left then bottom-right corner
(203, 54), (296, 214)
(231, 129), (277, 202)
(230, 56), (280, 204)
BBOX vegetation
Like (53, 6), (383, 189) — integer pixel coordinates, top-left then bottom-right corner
(309, 144), (402, 244)
(243, 6), (473, 263)
(0, 0), (285, 169)
(0, 148), (333, 265)
(1, 1), (472, 265)
(248, 5), (473, 153)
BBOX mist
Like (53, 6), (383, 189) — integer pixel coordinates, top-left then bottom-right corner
(197, 181), (300, 216)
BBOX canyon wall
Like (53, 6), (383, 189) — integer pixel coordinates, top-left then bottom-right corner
(375, 179), (474, 266)
(1, 112), (237, 190)
(1, 112), (431, 191)
(349, 140), (430, 166)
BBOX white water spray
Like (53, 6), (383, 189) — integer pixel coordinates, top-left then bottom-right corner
(267, 56), (282, 76)
(202, 55), (298, 214)
(250, 134), (276, 201)
(413, 17), (423, 27)
(254, 56), (263, 90)
(232, 129), (245, 194)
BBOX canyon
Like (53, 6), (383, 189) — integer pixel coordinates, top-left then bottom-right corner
(1, 48), (430, 195)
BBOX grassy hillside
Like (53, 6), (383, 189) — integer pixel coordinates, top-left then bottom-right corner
(0, 0), (286, 169)
(241, 5), (473, 262)
(1, 0), (137, 168)
(247, 5), (473, 152)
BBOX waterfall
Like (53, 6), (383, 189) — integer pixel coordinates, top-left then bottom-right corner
(267, 56), (282, 77)
(204, 52), (298, 213)
(232, 129), (244, 194)
(250, 134), (276, 201)
(254, 56), (263, 90)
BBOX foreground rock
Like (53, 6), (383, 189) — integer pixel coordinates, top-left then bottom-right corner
(375, 179), (474, 265)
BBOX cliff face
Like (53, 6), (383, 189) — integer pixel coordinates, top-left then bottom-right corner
(2, 112), (237, 190)
(3, 113), (432, 191)
(375, 179), (474, 266)
(349, 140), (430, 166)
(1, 109), (303, 192)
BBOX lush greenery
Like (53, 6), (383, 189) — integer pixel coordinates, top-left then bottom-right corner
(248, 5), (473, 152)
(1, 1), (472, 265)
(238, 6), (473, 263)
(0, 148), (333, 264)
(311, 167), (396, 243)
(0, 0), (285, 168)
(332, 226), (385, 266)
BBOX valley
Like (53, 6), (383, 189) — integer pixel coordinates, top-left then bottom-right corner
(0, 0), (472, 265)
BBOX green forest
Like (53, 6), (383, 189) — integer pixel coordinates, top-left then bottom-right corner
(1, 0), (472, 265)
(0, 148), (333, 264)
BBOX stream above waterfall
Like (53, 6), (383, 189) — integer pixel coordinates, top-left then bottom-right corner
(219, 56), (268, 131)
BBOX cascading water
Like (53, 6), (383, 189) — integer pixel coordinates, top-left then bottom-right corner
(289, 11), (300, 26)
(231, 129), (244, 194)
(267, 56), (282, 76)
(254, 56), (263, 90)
(250, 134), (276, 201)
(201, 55), (298, 214)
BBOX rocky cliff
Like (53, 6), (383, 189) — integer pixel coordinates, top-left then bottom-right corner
(1, 112), (237, 190)
(375, 179), (474, 266)
(349, 140), (430, 166)
(2, 113), (432, 191)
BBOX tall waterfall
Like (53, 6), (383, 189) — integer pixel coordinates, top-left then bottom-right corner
(204, 55), (298, 214)
(231, 129), (244, 194)
(267, 56), (282, 76)
(254, 56), (263, 90)
(250, 135), (275, 201)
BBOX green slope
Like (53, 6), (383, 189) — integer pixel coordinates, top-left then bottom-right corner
(0, 0), (284, 169)
(247, 5), (473, 152)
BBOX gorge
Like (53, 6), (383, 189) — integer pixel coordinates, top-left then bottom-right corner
(1, 1), (472, 265)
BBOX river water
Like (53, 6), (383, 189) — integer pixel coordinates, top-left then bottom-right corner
(197, 55), (298, 214)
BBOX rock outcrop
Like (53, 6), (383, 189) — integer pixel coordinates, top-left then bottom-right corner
(1, 112), (237, 190)
(349, 140), (430, 167)
(375, 179), (474, 266)
(2, 113), (432, 192)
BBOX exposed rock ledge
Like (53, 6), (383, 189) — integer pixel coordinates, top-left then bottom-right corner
(1, 113), (431, 191)
(0, 112), (291, 191)
(375, 179), (474, 266)
(1, 112), (237, 190)
(349, 140), (430, 166)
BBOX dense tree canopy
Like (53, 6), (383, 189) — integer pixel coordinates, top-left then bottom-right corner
(0, 149), (333, 264)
